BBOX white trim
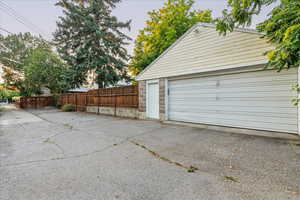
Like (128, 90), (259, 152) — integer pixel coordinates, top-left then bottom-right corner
(135, 24), (200, 81)
(138, 61), (268, 81)
(164, 79), (169, 121)
(167, 64), (265, 81)
(147, 79), (159, 84)
(298, 67), (300, 135)
(146, 79), (159, 119)
(198, 22), (264, 35)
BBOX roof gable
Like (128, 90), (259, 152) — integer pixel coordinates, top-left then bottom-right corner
(136, 23), (274, 81)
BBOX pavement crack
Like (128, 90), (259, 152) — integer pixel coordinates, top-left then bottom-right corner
(43, 138), (65, 156)
(129, 140), (199, 173)
(0, 141), (124, 168)
(26, 110), (80, 131)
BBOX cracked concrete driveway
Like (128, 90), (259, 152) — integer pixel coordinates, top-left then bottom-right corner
(1, 105), (300, 200)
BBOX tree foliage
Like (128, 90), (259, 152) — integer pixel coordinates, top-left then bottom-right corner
(216, 0), (300, 71)
(129, 0), (212, 76)
(0, 33), (51, 90)
(0, 85), (20, 102)
(0, 32), (50, 71)
(22, 48), (70, 96)
(1, 66), (23, 90)
(0, 33), (70, 97)
(54, 0), (131, 88)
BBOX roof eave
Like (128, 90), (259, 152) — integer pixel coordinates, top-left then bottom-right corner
(136, 61), (268, 81)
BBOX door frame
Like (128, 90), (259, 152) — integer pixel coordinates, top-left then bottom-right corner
(146, 79), (159, 119)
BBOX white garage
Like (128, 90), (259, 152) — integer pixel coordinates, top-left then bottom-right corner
(136, 23), (299, 135)
(168, 68), (298, 133)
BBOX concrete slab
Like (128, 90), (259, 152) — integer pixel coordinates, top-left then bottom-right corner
(0, 106), (299, 200)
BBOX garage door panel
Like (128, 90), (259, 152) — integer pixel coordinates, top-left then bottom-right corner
(169, 100), (294, 108)
(171, 91), (295, 98)
(169, 110), (296, 124)
(170, 112), (297, 133)
(170, 110), (295, 119)
(170, 78), (297, 89)
(168, 69), (298, 133)
(169, 106), (297, 117)
(170, 96), (294, 102)
(171, 84), (295, 93)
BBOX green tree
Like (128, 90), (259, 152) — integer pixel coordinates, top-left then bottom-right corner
(22, 48), (70, 97)
(0, 33), (50, 89)
(0, 32), (50, 71)
(215, 0), (300, 71)
(129, 0), (212, 76)
(0, 85), (20, 102)
(54, 0), (131, 88)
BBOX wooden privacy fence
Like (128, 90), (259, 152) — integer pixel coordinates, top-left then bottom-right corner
(59, 93), (88, 112)
(20, 96), (54, 109)
(59, 85), (139, 112)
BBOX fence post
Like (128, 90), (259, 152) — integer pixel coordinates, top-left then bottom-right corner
(85, 94), (87, 111)
(114, 94), (117, 117)
(75, 93), (77, 111)
(97, 89), (100, 115)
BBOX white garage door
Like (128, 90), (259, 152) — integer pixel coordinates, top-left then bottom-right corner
(168, 69), (298, 133)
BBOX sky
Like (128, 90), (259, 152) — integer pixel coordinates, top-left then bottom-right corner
(0, 0), (275, 54)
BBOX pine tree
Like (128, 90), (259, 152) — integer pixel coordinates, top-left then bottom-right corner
(54, 0), (131, 88)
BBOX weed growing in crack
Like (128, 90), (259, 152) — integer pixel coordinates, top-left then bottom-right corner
(289, 142), (300, 147)
(43, 138), (55, 144)
(130, 140), (199, 173)
(187, 166), (199, 173)
(224, 176), (239, 183)
(63, 123), (73, 129)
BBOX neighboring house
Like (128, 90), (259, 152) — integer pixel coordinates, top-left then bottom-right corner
(40, 87), (51, 96)
(68, 85), (98, 93)
(136, 23), (299, 135)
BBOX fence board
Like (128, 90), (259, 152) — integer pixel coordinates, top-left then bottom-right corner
(20, 96), (54, 109)
(59, 85), (139, 112)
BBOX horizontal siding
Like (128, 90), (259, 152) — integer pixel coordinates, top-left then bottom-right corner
(168, 68), (298, 133)
(138, 25), (274, 80)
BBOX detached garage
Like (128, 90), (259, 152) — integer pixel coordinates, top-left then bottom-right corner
(136, 23), (299, 135)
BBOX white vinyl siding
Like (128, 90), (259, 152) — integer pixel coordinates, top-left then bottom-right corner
(137, 24), (274, 81)
(168, 68), (298, 134)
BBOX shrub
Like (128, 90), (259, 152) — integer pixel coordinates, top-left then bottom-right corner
(12, 96), (21, 103)
(61, 104), (75, 112)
